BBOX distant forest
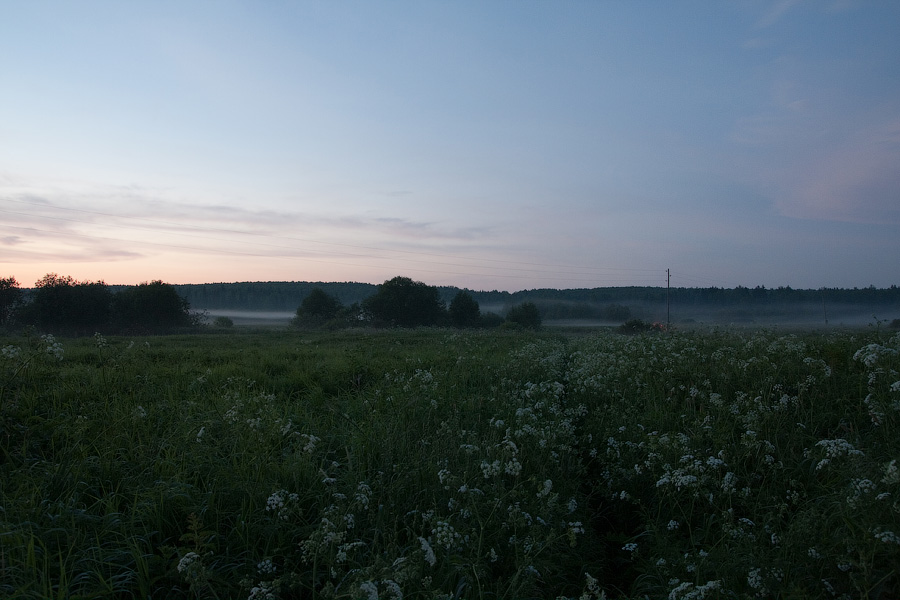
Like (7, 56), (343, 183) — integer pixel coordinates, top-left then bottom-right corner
(173, 281), (900, 323)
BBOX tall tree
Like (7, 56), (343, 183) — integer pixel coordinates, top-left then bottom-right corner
(0, 276), (22, 326)
(449, 290), (481, 328)
(363, 276), (446, 327)
(23, 273), (112, 334)
(113, 280), (197, 331)
(293, 287), (343, 326)
(506, 302), (542, 329)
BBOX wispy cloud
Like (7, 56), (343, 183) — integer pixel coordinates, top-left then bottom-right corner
(756, 0), (805, 28)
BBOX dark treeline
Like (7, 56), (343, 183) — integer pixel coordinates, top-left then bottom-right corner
(2, 275), (202, 336)
(173, 281), (900, 320)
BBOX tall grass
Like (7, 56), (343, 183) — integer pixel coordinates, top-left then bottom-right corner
(1, 326), (898, 598)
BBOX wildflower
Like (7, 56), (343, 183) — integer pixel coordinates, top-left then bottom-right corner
(622, 542), (638, 553)
(1, 345), (20, 359)
(567, 521), (585, 546)
(883, 459), (900, 485)
(177, 551), (200, 574)
(248, 583), (277, 600)
(667, 520), (679, 531)
(419, 536), (436, 566)
(133, 406), (147, 420)
(537, 479), (553, 499)
(432, 520), (462, 551)
(93, 332), (108, 348)
(41, 334), (64, 360)
(747, 568), (765, 594)
(481, 459), (501, 479)
(266, 490), (298, 521)
(257, 558), (276, 574)
(359, 581), (379, 600)
(873, 529), (900, 545)
(381, 579), (403, 599)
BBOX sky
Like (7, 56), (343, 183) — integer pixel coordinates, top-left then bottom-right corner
(1, 1), (899, 292)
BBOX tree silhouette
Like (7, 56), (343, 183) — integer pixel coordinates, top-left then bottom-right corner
(293, 287), (343, 326)
(505, 302), (542, 329)
(363, 276), (446, 327)
(113, 280), (197, 331)
(449, 290), (481, 328)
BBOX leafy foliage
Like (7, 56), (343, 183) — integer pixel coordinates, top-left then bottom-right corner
(505, 301), (542, 329)
(448, 290), (481, 328)
(1, 327), (899, 598)
(0, 276), (22, 326)
(113, 280), (198, 332)
(21, 273), (113, 334)
(292, 287), (343, 327)
(362, 276), (446, 327)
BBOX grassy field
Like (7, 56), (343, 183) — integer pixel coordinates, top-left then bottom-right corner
(1, 326), (898, 599)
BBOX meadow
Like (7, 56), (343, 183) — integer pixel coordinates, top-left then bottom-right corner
(1, 325), (898, 599)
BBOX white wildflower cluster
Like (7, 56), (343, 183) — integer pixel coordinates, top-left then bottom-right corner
(266, 489), (299, 521)
(846, 478), (876, 508)
(132, 405), (147, 420)
(247, 582), (277, 600)
(579, 571), (606, 600)
(873, 529), (900, 544)
(257, 558), (276, 574)
(566, 521), (584, 546)
(883, 459), (900, 485)
(1, 344), (21, 360)
(480, 459), (502, 479)
(431, 520), (463, 551)
(93, 331), (108, 349)
(41, 334), (64, 361)
(298, 433), (319, 454)
(667, 579), (723, 600)
(853, 343), (897, 367)
(813, 438), (864, 470)
(177, 551), (205, 583)
(419, 536), (437, 566)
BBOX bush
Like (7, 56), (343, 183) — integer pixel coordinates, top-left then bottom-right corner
(21, 273), (113, 335)
(292, 288), (343, 327)
(448, 291), (481, 328)
(617, 318), (653, 334)
(505, 302), (541, 329)
(0, 276), (22, 326)
(213, 316), (234, 328)
(113, 280), (198, 332)
(362, 276), (446, 327)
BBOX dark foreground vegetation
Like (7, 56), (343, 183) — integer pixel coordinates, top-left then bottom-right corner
(2, 325), (899, 599)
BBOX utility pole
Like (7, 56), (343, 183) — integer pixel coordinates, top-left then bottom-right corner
(666, 268), (671, 330)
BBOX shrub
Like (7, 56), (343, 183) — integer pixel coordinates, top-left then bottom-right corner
(362, 276), (446, 327)
(293, 288), (343, 327)
(21, 273), (113, 335)
(505, 302), (541, 329)
(213, 316), (234, 328)
(448, 290), (481, 328)
(113, 280), (198, 332)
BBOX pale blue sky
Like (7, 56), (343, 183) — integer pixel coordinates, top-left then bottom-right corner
(1, 1), (898, 290)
